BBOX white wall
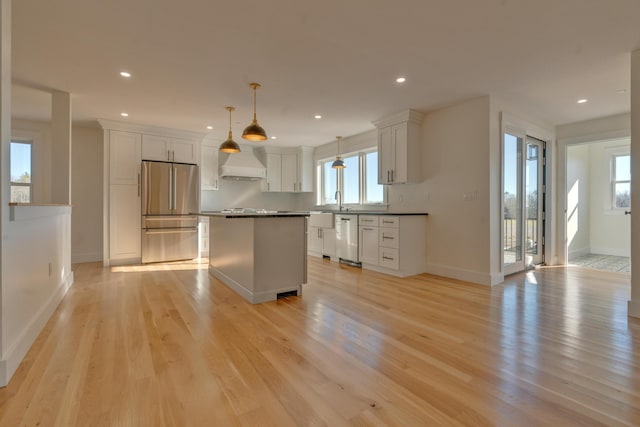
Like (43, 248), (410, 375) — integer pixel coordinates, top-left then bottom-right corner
(566, 144), (591, 257)
(1, 206), (73, 385)
(629, 49), (640, 317)
(71, 126), (103, 262)
(0, 1), (73, 387)
(417, 96), (494, 284)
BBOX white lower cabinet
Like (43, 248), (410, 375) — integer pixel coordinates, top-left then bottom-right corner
(199, 216), (209, 257)
(359, 215), (427, 277)
(358, 216), (379, 265)
(109, 184), (141, 261)
(308, 225), (336, 259)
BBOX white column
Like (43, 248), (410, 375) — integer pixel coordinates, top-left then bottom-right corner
(0, 0), (10, 378)
(629, 49), (640, 317)
(51, 90), (72, 204)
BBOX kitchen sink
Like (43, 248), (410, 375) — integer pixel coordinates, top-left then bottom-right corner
(308, 211), (334, 228)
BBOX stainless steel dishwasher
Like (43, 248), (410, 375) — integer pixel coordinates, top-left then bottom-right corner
(335, 214), (360, 266)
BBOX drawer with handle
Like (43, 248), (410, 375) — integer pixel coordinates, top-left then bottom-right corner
(379, 216), (399, 228)
(379, 247), (399, 270)
(379, 227), (399, 249)
(359, 215), (379, 227)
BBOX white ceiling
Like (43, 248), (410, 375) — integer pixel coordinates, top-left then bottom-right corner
(10, 0), (640, 147)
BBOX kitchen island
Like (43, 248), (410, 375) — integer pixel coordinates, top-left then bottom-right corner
(201, 211), (309, 304)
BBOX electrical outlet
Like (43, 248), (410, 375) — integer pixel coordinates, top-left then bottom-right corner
(463, 191), (478, 202)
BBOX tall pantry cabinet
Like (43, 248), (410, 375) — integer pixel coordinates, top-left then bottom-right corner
(107, 130), (142, 263)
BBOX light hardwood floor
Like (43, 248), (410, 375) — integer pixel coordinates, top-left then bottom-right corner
(0, 258), (638, 426)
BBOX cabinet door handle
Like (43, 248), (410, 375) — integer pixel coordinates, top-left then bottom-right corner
(382, 256), (395, 261)
(382, 220), (394, 224)
(362, 227), (374, 231)
(391, 170), (394, 182)
(267, 182), (270, 191)
(387, 171), (390, 182)
(382, 235), (394, 240)
(138, 173), (141, 197)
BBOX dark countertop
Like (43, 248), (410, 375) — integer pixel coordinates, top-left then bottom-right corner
(315, 211), (429, 216)
(200, 211), (309, 218)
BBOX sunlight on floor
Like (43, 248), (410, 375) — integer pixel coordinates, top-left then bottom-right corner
(111, 258), (209, 273)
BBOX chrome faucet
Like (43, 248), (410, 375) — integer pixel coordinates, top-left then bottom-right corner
(335, 190), (343, 211)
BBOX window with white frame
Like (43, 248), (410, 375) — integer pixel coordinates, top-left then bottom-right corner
(10, 140), (33, 203)
(612, 152), (630, 210)
(317, 148), (385, 206)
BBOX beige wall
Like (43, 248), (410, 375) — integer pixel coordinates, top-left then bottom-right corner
(71, 126), (103, 262)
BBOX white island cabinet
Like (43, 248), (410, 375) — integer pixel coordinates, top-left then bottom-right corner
(206, 212), (309, 304)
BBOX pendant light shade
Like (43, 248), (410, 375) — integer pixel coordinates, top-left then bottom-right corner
(220, 106), (241, 153)
(332, 136), (346, 169)
(242, 82), (268, 141)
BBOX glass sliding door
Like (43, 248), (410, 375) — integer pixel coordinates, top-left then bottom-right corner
(503, 133), (523, 273)
(525, 138), (544, 266)
(503, 132), (545, 275)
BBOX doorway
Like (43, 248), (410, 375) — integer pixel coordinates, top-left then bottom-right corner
(565, 138), (631, 273)
(503, 132), (546, 275)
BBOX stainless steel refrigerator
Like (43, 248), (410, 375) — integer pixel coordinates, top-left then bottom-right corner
(141, 160), (199, 263)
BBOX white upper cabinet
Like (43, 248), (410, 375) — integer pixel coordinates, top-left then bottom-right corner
(200, 144), (219, 191)
(109, 130), (142, 185)
(263, 152), (282, 192)
(142, 134), (199, 164)
(281, 153), (298, 192)
(258, 146), (313, 193)
(171, 137), (199, 164)
(373, 110), (424, 185)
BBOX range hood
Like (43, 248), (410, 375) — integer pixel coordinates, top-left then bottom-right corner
(219, 147), (266, 181)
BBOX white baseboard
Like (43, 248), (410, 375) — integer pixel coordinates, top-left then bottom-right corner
(568, 247), (590, 259)
(589, 246), (630, 257)
(72, 251), (103, 264)
(0, 271), (74, 387)
(425, 263), (496, 286)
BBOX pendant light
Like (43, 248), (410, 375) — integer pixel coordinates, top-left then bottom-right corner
(242, 82), (268, 141)
(219, 106), (241, 153)
(331, 136), (345, 169)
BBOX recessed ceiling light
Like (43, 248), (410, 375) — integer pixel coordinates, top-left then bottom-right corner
(206, 126), (213, 130)
(396, 77), (406, 83)
(120, 71), (131, 78)
(271, 136), (277, 140)
(577, 99), (588, 104)
(314, 115), (322, 119)
(120, 112), (129, 117)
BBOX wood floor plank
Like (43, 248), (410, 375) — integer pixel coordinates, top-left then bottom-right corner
(0, 259), (639, 426)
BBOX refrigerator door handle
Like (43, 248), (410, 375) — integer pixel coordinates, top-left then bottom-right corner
(173, 166), (178, 211)
(168, 165), (173, 212)
(144, 227), (198, 235)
